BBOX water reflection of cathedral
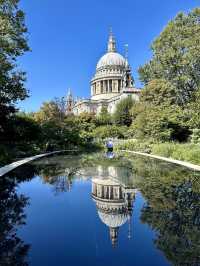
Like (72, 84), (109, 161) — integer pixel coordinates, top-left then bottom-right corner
(92, 177), (136, 246)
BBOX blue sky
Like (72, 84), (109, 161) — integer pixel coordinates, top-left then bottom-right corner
(18, 0), (198, 112)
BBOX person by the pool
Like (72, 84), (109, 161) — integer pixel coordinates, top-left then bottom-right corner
(106, 139), (113, 152)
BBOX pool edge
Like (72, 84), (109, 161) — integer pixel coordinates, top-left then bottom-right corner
(120, 150), (200, 172)
(0, 150), (77, 177)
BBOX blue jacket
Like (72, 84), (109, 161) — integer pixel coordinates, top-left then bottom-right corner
(106, 141), (113, 148)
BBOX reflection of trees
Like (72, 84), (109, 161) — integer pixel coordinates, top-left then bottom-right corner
(133, 156), (200, 266)
(45, 174), (74, 194)
(36, 163), (81, 194)
(12, 163), (39, 182)
(34, 153), (136, 194)
(0, 174), (31, 265)
(32, 154), (98, 193)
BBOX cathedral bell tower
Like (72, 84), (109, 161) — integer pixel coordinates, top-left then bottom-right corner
(66, 89), (74, 115)
(123, 44), (134, 89)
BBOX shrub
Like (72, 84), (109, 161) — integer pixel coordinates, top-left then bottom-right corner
(191, 129), (200, 144)
(131, 105), (190, 142)
(116, 139), (152, 153)
(95, 106), (112, 126)
(152, 142), (200, 164)
(117, 140), (200, 165)
(114, 96), (135, 126)
(151, 142), (178, 158)
(92, 125), (126, 139)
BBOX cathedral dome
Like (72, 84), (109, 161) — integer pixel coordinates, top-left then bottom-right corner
(90, 29), (133, 101)
(96, 52), (125, 70)
(98, 210), (128, 228)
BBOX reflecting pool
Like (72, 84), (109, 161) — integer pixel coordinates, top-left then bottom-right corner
(1, 152), (200, 266)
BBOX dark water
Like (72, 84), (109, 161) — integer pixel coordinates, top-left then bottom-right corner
(1, 152), (200, 266)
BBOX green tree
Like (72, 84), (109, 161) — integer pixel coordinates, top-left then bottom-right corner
(139, 8), (200, 105)
(0, 0), (29, 138)
(96, 105), (112, 125)
(114, 96), (135, 126)
(140, 79), (177, 106)
(131, 9), (200, 142)
(131, 105), (190, 142)
(39, 120), (79, 151)
(34, 108), (96, 151)
(0, 112), (42, 164)
(34, 97), (66, 124)
(187, 88), (200, 129)
(92, 125), (125, 139)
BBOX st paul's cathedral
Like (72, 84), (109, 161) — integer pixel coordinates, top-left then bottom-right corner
(66, 30), (140, 115)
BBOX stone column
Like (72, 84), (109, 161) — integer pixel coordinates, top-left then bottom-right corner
(112, 80), (116, 92)
(105, 186), (108, 198)
(110, 186), (113, 199)
(103, 80), (106, 93)
(100, 81), (103, 94)
(97, 185), (100, 197)
(91, 84), (93, 96)
(112, 79), (115, 93)
(105, 80), (108, 93)
(108, 79), (110, 93)
(94, 82), (96, 94)
(92, 183), (96, 195)
(118, 187), (120, 199)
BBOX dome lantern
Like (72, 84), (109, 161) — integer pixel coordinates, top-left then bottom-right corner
(107, 28), (116, 53)
(96, 29), (126, 70)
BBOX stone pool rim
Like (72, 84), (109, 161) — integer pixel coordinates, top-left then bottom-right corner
(120, 150), (200, 172)
(0, 150), (77, 177)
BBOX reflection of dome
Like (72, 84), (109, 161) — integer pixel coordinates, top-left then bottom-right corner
(98, 210), (127, 228)
(96, 52), (125, 70)
(92, 177), (136, 247)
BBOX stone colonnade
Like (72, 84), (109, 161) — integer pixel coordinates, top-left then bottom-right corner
(92, 79), (122, 96)
(92, 182), (122, 200)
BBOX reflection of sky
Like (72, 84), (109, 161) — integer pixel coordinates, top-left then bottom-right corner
(17, 176), (169, 266)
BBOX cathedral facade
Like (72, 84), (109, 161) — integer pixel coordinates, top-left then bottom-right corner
(67, 30), (140, 115)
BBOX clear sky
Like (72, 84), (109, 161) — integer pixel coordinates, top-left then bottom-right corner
(18, 0), (199, 112)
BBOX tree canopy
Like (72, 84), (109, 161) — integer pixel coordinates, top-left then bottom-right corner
(130, 8), (200, 142)
(0, 0), (29, 137)
(96, 105), (112, 125)
(34, 97), (66, 124)
(139, 8), (200, 106)
(114, 96), (135, 126)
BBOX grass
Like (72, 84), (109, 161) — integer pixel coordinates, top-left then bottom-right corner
(116, 140), (200, 165)
(152, 143), (200, 165)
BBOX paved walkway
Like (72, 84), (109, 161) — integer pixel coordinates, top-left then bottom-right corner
(0, 150), (74, 177)
(121, 150), (200, 172)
